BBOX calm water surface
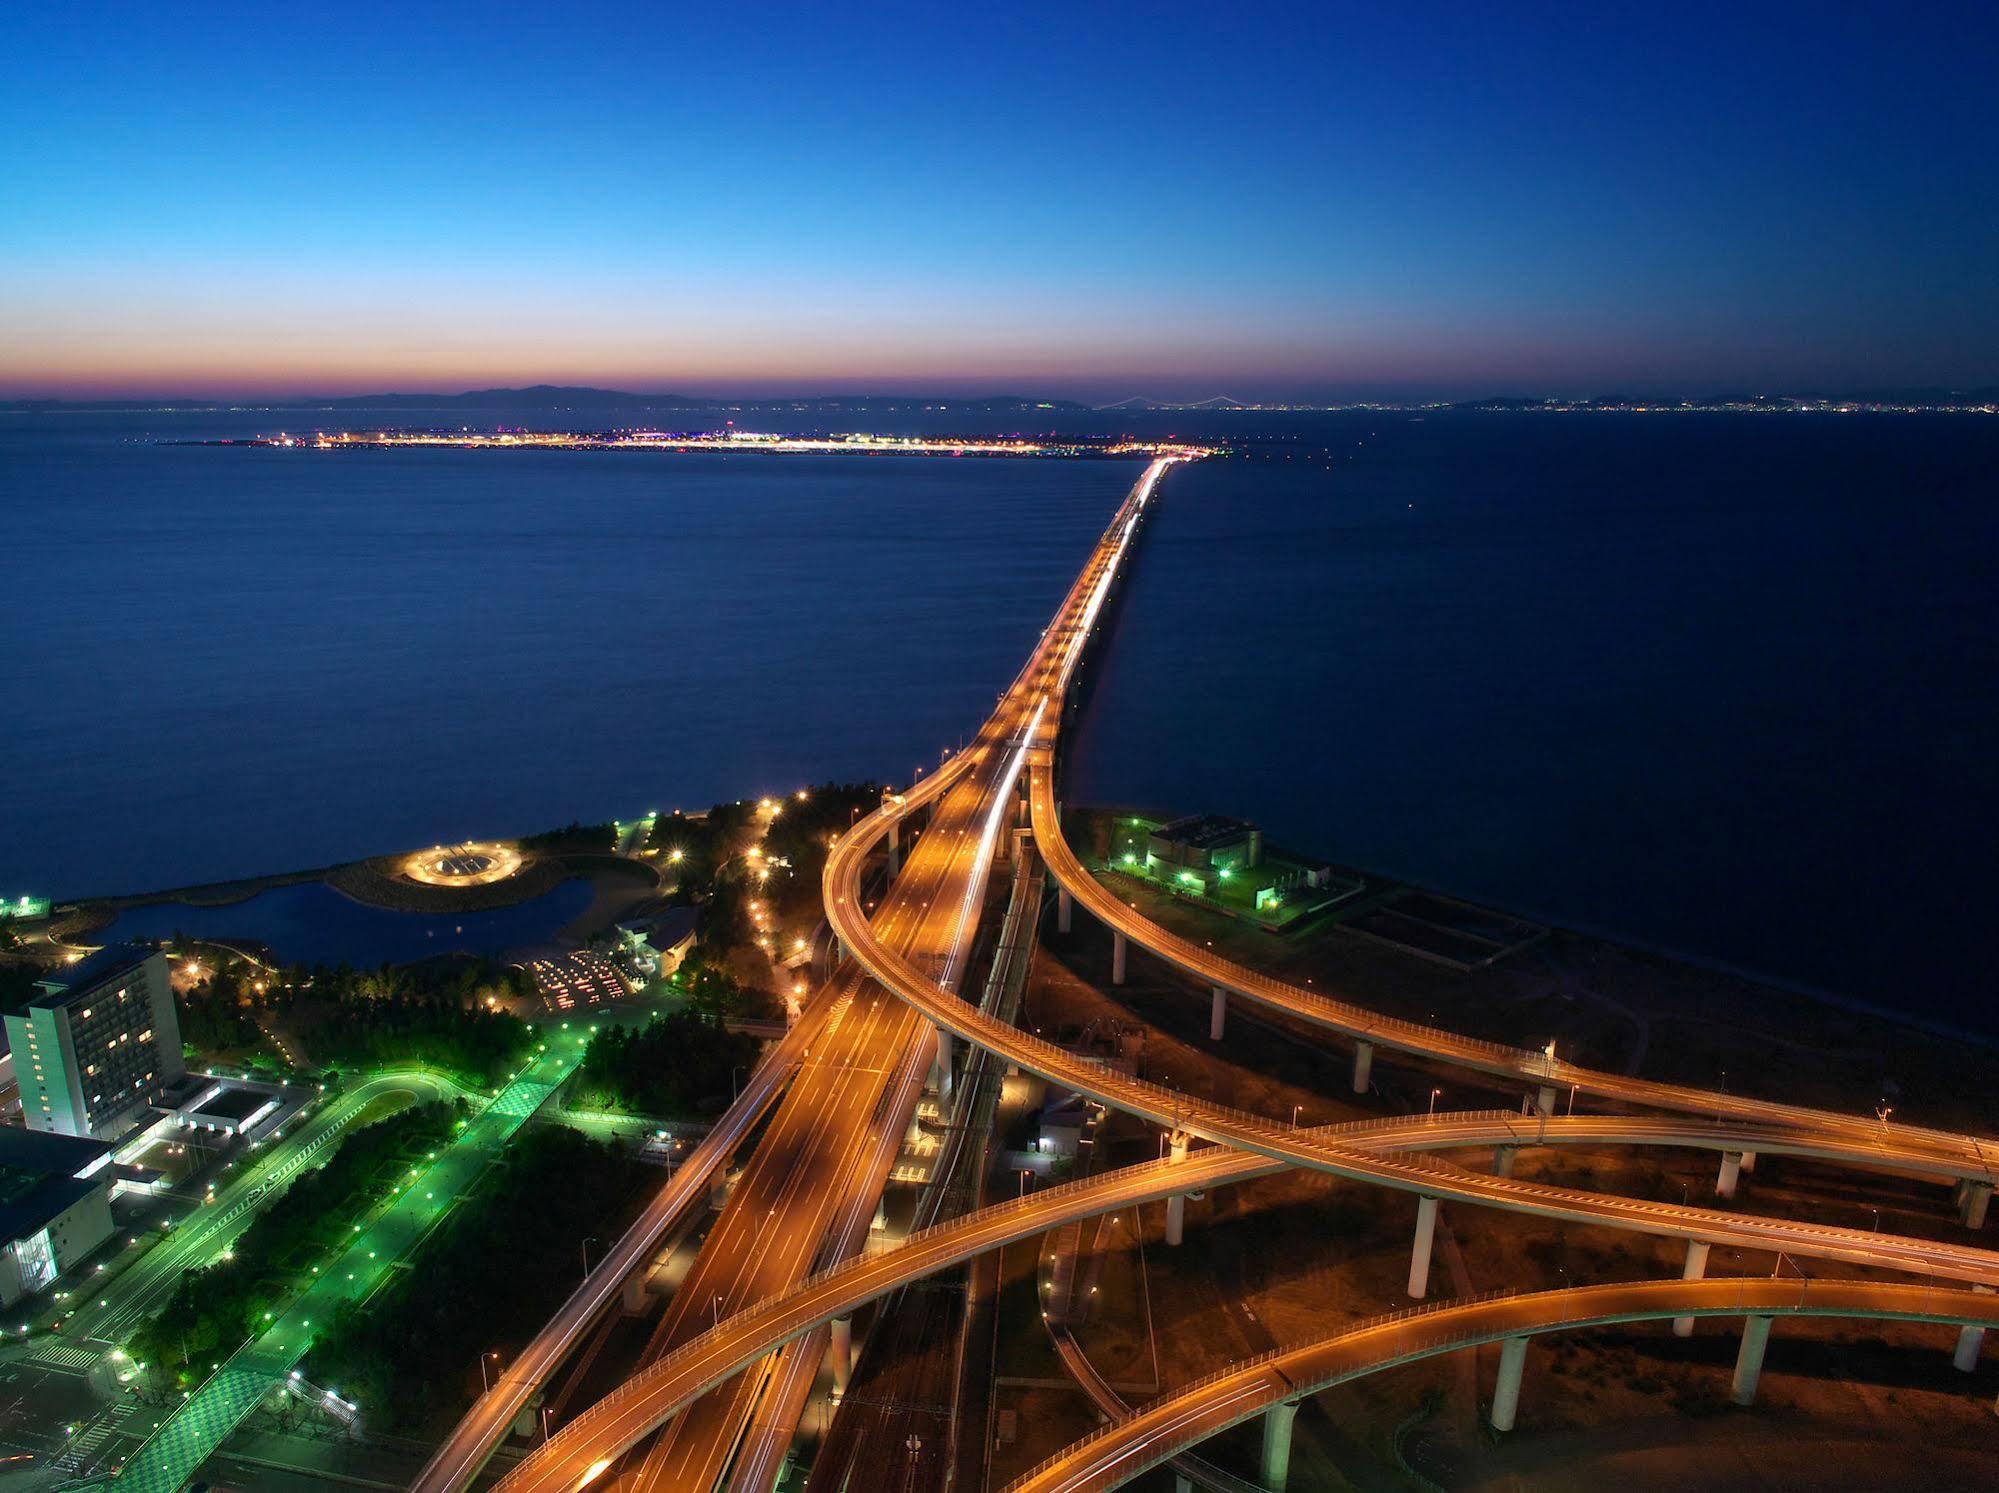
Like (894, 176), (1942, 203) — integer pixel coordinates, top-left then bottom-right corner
(95, 879), (594, 966)
(3, 409), (1994, 1023)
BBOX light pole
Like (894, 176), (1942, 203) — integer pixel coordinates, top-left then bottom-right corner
(1428, 1087), (1441, 1117)
(478, 1350), (500, 1394)
(1291, 1104), (1302, 1129)
(732, 1065), (746, 1099)
(712, 1292), (724, 1328)
(580, 1236), (599, 1278)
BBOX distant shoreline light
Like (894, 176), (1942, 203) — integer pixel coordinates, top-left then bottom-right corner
(175, 429), (1224, 459)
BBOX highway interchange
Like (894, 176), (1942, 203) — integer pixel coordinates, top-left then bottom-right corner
(422, 456), (1997, 1492)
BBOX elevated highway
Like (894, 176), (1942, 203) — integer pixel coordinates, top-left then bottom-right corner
(1003, 1278), (1999, 1492)
(824, 797), (1999, 1285)
(561, 456), (1184, 1493)
(408, 1000), (829, 1493)
(441, 456), (1998, 1491)
(485, 1117), (1999, 1493)
(1029, 765), (1997, 1197)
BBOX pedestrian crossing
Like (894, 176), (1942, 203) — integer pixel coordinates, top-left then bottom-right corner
(49, 1396), (140, 1478)
(29, 1342), (99, 1373)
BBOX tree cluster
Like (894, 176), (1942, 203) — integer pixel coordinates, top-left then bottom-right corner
(307, 995), (532, 1087)
(572, 1009), (759, 1116)
(516, 820), (617, 854)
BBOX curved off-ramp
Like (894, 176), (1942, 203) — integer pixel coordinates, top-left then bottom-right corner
(1002, 1277), (1999, 1492)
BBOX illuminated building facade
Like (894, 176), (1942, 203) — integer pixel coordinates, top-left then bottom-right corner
(0, 1128), (114, 1306)
(7, 944), (184, 1140)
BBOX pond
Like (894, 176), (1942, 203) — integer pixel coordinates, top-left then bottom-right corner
(95, 878), (595, 967)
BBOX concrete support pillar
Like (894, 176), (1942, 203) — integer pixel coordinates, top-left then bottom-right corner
(1352, 1041), (1374, 1095)
(1716, 1151), (1743, 1200)
(1731, 1315), (1773, 1406)
(1953, 1324), (1986, 1372)
(1489, 1336), (1529, 1432)
(1953, 1284), (1993, 1372)
(1165, 1131), (1189, 1247)
(1408, 1196), (1439, 1299)
(1057, 886), (1072, 934)
(1535, 1085), (1556, 1117)
(1174, 1476), (1193, 1493)
(1259, 1399), (1298, 1491)
(1672, 1240), (1711, 1337)
(1209, 987), (1227, 1041)
(1111, 931), (1127, 986)
(1739, 1150), (1757, 1174)
(886, 820), (900, 878)
(621, 1274), (648, 1315)
(830, 1315), (853, 1396)
(1961, 1180), (1992, 1230)
(1493, 1146), (1516, 1178)
(710, 1169), (731, 1209)
(931, 1023), (954, 1097)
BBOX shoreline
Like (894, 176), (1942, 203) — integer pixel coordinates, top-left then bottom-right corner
(30, 798), (1992, 1057)
(1075, 801), (1999, 1060)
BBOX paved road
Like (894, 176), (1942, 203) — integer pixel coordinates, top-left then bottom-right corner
(406, 1001), (830, 1493)
(63, 1070), (473, 1348)
(479, 455), (1999, 1490)
(103, 1038), (585, 1493)
(480, 1104), (1999, 1493)
(601, 460), (1183, 1493)
(474, 460), (1177, 1493)
(1001, 1277), (1999, 1492)
(1028, 766), (1999, 1187)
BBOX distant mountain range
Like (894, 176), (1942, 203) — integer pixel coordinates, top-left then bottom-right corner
(0, 385), (1092, 414)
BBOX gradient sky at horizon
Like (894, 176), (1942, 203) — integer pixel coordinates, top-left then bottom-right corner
(4, 1), (1995, 401)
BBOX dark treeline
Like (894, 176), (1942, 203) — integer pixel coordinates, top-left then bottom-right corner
(517, 820), (617, 854)
(172, 955), (533, 1084)
(308, 995), (532, 1087)
(572, 1009), (759, 1116)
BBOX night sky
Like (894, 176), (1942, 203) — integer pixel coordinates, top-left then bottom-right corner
(4, 1), (1994, 401)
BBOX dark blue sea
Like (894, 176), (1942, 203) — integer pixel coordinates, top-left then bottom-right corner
(3, 408), (1994, 1024)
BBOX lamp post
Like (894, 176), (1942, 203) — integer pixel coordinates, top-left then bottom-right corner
(1428, 1087), (1441, 1117)
(580, 1236), (599, 1278)
(479, 1350), (500, 1394)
